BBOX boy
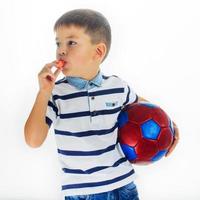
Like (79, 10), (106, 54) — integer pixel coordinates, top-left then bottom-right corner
(24, 9), (179, 200)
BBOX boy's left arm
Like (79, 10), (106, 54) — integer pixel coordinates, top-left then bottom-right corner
(136, 96), (180, 157)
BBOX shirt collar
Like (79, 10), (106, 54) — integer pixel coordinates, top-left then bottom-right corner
(65, 70), (103, 90)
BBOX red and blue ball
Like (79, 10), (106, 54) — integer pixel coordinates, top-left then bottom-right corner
(117, 102), (175, 164)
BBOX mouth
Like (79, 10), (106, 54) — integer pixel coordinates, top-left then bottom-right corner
(55, 59), (68, 70)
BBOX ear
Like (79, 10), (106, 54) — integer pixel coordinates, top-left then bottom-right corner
(94, 43), (107, 62)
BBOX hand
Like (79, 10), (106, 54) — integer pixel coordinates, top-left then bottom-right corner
(165, 121), (180, 157)
(38, 60), (62, 94)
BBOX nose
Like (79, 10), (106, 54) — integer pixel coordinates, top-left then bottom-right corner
(58, 46), (67, 56)
(58, 50), (66, 56)
(59, 51), (66, 57)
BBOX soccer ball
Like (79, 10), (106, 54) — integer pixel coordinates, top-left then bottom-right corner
(117, 102), (175, 164)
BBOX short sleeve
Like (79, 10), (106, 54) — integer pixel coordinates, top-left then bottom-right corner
(122, 80), (138, 108)
(45, 94), (58, 128)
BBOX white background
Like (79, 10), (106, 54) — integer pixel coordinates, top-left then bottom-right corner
(0, 0), (200, 199)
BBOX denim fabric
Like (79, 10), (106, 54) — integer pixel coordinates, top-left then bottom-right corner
(65, 181), (139, 200)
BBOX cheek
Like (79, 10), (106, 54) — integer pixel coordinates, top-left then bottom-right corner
(73, 50), (92, 64)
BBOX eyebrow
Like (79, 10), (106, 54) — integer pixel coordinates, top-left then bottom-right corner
(55, 35), (78, 40)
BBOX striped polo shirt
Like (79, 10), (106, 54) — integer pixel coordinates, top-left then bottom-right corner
(45, 70), (138, 197)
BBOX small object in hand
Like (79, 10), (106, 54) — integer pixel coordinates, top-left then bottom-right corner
(55, 59), (66, 70)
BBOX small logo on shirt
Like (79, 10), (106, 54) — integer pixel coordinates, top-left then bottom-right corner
(105, 101), (118, 107)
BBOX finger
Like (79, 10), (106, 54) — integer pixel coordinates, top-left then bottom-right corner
(165, 150), (172, 157)
(44, 61), (57, 69)
(172, 121), (177, 126)
(173, 122), (180, 136)
(165, 147), (174, 157)
(165, 137), (179, 157)
(166, 143), (176, 156)
(46, 75), (53, 81)
(41, 71), (55, 81)
(40, 63), (56, 76)
(174, 127), (180, 140)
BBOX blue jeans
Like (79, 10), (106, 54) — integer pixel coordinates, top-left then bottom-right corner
(65, 181), (139, 200)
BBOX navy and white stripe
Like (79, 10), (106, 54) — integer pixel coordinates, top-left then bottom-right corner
(45, 70), (138, 197)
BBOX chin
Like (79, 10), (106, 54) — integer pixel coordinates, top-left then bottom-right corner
(62, 70), (79, 77)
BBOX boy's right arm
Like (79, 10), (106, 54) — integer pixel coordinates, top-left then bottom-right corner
(24, 91), (51, 148)
(24, 61), (61, 148)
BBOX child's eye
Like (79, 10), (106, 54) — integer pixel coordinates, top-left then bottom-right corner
(68, 41), (77, 46)
(55, 41), (77, 48)
(56, 42), (60, 47)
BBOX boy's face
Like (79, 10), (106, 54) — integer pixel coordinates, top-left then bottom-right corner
(55, 25), (101, 79)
